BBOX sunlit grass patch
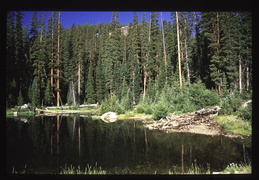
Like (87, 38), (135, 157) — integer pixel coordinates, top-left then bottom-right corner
(212, 115), (251, 136)
(213, 163), (251, 174)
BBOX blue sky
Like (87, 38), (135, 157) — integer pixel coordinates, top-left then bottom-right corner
(22, 11), (172, 29)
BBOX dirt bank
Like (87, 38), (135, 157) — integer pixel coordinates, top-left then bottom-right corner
(141, 107), (247, 139)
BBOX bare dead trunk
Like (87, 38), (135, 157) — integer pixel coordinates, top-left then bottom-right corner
(161, 12), (167, 65)
(176, 12), (182, 90)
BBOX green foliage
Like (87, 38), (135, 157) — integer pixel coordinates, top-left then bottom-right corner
(219, 94), (243, 115)
(135, 103), (153, 114)
(31, 77), (39, 107)
(86, 62), (96, 104)
(44, 80), (52, 105)
(6, 11), (252, 114)
(189, 80), (220, 109)
(237, 104), (252, 122)
(99, 94), (126, 115)
(17, 90), (24, 106)
(153, 101), (169, 120)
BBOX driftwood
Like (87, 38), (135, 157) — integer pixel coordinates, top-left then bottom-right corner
(143, 106), (223, 135)
(79, 103), (99, 108)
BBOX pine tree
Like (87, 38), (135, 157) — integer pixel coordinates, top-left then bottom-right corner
(200, 12), (222, 94)
(104, 12), (122, 94)
(30, 11), (47, 105)
(46, 11), (59, 105)
(148, 12), (161, 80)
(29, 11), (39, 44)
(44, 80), (52, 105)
(139, 12), (149, 99)
(86, 62), (96, 104)
(238, 12), (252, 92)
(220, 12), (240, 93)
(31, 76), (39, 106)
(96, 53), (106, 104)
(6, 11), (16, 107)
(14, 11), (26, 102)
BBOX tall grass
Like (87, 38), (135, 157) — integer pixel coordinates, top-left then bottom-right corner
(60, 164), (106, 175)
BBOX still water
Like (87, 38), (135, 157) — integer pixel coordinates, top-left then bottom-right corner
(6, 115), (251, 174)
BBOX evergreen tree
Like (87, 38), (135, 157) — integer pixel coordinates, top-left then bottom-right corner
(6, 11), (252, 111)
(148, 12), (161, 80)
(104, 12), (122, 94)
(44, 80), (52, 105)
(220, 12), (240, 93)
(139, 12), (150, 99)
(86, 62), (96, 104)
(30, 12), (47, 104)
(31, 76), (39, 106)
(6, 11), (16, 107)
(29, 11), (39, 44)
(238, 12), (252, 92)
(200, 12), (222, 94)
(96, 54), (106, 104)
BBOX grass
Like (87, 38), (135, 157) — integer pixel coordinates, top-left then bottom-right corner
(212, 115), (251, 136)
(213, 163), (251, 174)
(169, 159), (211, 175)
(117, 111), (152, 120)
(60, 164), (106, 175)
(168, 161), (251, 175)
(6, 108), (35, 117)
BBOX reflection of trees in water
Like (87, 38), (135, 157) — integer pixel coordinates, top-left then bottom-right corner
(6, 116), (251, 173)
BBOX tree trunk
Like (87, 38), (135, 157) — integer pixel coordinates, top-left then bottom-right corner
(161, 12), (167, 66)
(143, 14), (151, 100)
(72, 81), (76, 106)
(185, 38), (190, 86)
(50, 12), (54, 100)
(56, 12), (61, 107)
(246, 66), (249, 91)
(176, 12), (182, 90)
(78, 61), (81, 103)
(216, 12), (221, 95)
(239, 57), (242, 94)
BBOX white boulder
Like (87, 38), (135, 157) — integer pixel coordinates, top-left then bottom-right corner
(100, 112), (117, 123)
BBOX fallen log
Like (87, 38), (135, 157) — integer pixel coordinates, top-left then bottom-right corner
(143, 106), (222, 135)
(195, 106), (221, 115)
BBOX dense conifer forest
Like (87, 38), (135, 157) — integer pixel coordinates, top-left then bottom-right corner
(6, 11), (252, 118)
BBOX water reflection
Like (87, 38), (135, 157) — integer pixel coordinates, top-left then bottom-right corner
(6, 115), (251, 174)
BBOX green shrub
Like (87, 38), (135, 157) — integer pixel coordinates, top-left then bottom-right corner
(238, 104), (252, 122)
(135, 103), (153, 115)
(153, 102), (169, 120)
(189, 80), (220, 109)
(219, 94), (243, 115)
(99, 94), (126, 115)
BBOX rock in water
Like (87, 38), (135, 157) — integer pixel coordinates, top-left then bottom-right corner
(101, 112), (117, 123)
(21, 104), (28, 109)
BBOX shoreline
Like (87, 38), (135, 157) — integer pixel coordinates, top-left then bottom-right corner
(6, 109), (251, 138)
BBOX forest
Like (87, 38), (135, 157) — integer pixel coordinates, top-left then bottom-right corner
(6, 11), (252, 119)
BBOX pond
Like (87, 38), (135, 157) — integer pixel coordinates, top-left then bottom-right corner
(6, 115), (251, 174)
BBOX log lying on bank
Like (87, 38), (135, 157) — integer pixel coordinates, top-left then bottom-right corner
(143, 106), (223, 136)
(195, 106), (221, 116)
(79, 103), (99, 108)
